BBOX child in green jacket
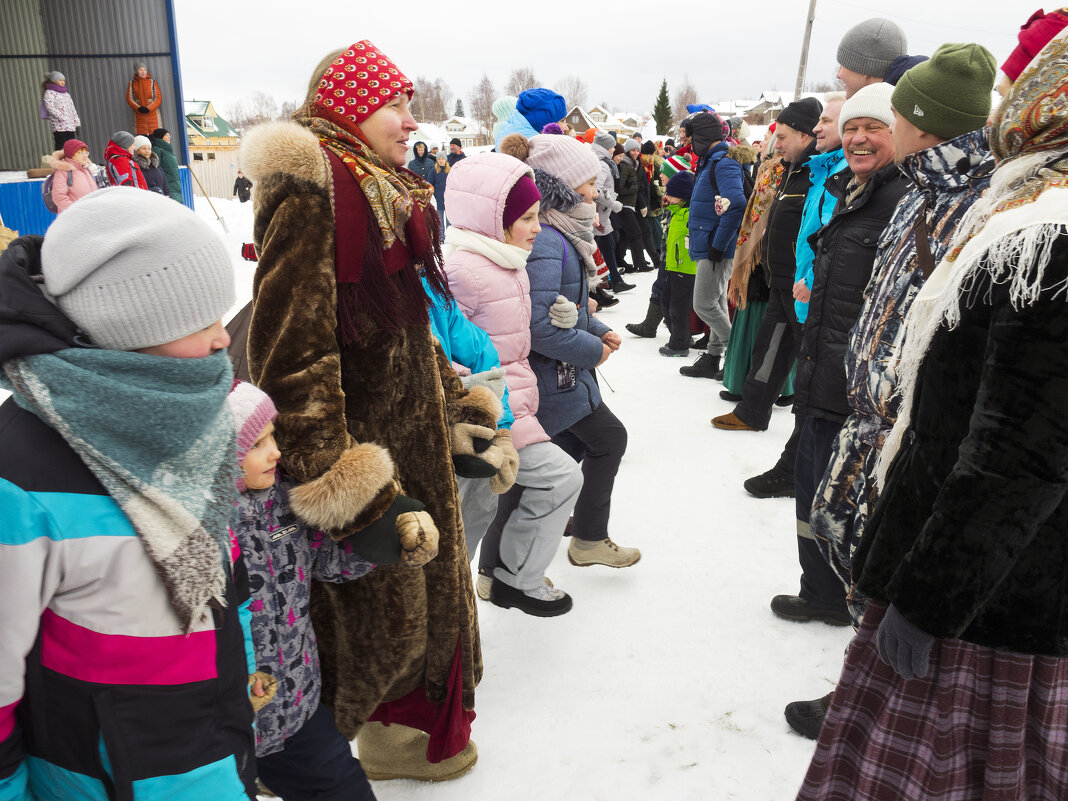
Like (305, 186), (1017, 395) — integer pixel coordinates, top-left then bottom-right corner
(658, 171), (698, 356)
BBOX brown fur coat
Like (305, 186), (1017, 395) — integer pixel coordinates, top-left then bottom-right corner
(240, 121), (490, 735)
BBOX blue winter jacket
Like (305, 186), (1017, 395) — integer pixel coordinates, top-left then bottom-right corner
(687, 142), (747, 262)
(407, 141), (436, 183)
(432, 167), (448, 210)
(794, 148), (850, 323)
(423, 275), (514, 430)
(494, 108), (539, 149)
(526, 226), (611, 436)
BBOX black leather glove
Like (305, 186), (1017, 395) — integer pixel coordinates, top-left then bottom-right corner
(708, 246), (725, 263)
(876, 604), (935, 680)
(138, 106), (149, 113)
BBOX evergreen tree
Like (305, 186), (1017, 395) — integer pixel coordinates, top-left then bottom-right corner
(455, 99), (465, 117)
(652, 78), (672, 134)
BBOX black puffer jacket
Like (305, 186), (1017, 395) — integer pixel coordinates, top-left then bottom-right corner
(759, 140), (817, 289)
(616, 155), (640, 208)
(854, 238), (1068, 655)
(794, 163), (908, 421)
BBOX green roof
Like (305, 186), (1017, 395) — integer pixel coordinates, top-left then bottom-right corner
(184, 100), (238, 139)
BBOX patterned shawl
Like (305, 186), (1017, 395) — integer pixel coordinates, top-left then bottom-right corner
(2, 348), (236, 632)
(877, 29), (1068, 487)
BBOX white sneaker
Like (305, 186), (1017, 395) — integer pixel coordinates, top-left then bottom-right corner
(475, 574), (492, 600)
(523, 582), (567, 602)
(568, 537), (641, 568)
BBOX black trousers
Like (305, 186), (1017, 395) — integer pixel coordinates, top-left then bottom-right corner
(256, 704), (376, 801)
(595, 233), (623, 283)
(794, 414), (848, 609)
(735, 285), (802, 430)
(615, 209), (649, 270)
(551, 402), (627, 541)
(52, 130), (77, 150)
(660, 270), (696, 349)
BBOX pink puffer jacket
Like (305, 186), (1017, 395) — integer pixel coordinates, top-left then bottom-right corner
(49, 154), (98, 213)
(444, 153), (548, 450)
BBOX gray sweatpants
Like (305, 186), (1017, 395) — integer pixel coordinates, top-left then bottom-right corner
(457, 475), (500, 561)
(693, 257), (733, 357)
(494, 441), (583, 590)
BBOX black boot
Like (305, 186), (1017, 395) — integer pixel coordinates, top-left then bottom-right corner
(784, 691), (834, 740)
(679, 352), (721, 378)
(690, 332), (710, 350)
(611, 277), (636, 293)
(625, 301), (662, 337)
(590, 285), (619, 309)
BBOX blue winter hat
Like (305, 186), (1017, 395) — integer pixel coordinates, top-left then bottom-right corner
(665, 170), (695, 202)
(883, 54), (929, 86)
(686, 103), (716, 115)
(516, 88), (567, 133)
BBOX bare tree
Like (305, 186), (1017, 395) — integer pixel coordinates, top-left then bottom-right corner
(506, 67), (539, 96)
(226, 91), (280, 134)
(672, 76), (699, 125)
(554, 74), (588, 110)
(470, 74), (496, 140)
(411, 76), (452, 122)
(278, 100), (299, 120)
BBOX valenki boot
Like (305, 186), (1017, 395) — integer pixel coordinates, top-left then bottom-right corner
(356, 721), (478, 782)
(625, 301), (662, 338)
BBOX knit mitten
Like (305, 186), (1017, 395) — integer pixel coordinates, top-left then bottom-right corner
(549, 294), (579, 329)
(249, 671), (278, 712)
(460, 366), (507, 400)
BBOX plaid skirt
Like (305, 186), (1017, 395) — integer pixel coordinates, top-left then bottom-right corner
(796, 602), (1068, 801)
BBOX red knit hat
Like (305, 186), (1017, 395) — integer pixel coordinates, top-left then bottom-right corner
(1003, 9), (1068, 82)
(311, 40), (414, 133)
(63, 139), (88, 159)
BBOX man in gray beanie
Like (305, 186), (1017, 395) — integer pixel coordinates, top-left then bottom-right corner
(836, 17), (908, 97)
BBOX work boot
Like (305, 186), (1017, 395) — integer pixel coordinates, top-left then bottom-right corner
(611, 278), (636, 293)
(568, 537), (641, 568)
(784, 691), (834, 740)
(743, 468), (794, 498)
(770, 594), (851, 626)
(590, 285), (619, 309)
(711, 411), (759, 431)
(625, 301), (662, 337)
(357, 721), (478, 782)
(690, 332), (709, 350)
(679, 352), (720, 378)
(659, 345), (689, 357)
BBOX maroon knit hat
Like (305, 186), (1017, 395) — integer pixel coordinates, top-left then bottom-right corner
(1003, 8), (1068, 82)
(502, 175), (541, 230)
(63, 139), (88, 159)
(310, 40), (414, 134)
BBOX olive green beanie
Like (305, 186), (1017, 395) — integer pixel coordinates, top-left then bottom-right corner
(891, 43), (996, 140)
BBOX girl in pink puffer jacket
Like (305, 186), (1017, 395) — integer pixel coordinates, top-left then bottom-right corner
(48, 138), (99, 213)
(443, 152), (583, 618)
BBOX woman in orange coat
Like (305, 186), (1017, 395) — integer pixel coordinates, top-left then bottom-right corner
(126, 62), (162, 136)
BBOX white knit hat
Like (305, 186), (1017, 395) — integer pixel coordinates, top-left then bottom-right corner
(838, 82), (896, 137)
(41, 187), (235, 350)
(132, 135), (152, 152)
(523, 134), (600, 189)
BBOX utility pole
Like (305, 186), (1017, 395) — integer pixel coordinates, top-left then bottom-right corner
(794, 0), (818, 100)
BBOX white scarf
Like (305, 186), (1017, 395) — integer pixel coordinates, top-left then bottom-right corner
(443, 226), (529, 270)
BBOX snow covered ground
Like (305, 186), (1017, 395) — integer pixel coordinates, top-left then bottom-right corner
(9, 196), (854, 800)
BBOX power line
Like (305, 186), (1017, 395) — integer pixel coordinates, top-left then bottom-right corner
(822, 0), (1017, 39)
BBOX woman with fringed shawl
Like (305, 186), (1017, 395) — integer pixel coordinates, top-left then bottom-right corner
(238, 41), (511, 782)
(796, 31), (1068, 801)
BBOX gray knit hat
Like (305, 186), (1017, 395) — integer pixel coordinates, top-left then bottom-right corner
(46, 70), (65, 83)
(41, 187), (235, 350)
(523, 134), (600, 189)
(837, 18), (908, 78)
(593, 131), (617, 150)
(111, 130), (135, 150)
(623, 137), (641, 154)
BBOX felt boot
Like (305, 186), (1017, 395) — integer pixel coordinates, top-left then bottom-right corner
(356, 721), (478, 782)
(625, 301), (662, 338)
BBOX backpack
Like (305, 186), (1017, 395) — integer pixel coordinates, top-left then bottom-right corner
(705, 152), (754, 202)
(41, 169), (73, 213)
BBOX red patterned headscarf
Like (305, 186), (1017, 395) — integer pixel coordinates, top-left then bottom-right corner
(310, 40), (414, 135)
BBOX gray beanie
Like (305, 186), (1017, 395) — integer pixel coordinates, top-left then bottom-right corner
(41, 187), (235, 351)
(524, 134), (600, 189)
(623, 137), (641, 153)
(837, 18), (908, 78)
(111, 130), (135, 150)
(46, 70), (65, 83)
(593, 131), (617, 150)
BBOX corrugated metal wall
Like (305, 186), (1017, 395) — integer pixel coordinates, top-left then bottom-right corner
(1, 0), (182, 171)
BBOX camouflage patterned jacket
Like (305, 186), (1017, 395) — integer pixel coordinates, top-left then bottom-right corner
(235, 478), (374, 756)
(846, 127), (994, 442)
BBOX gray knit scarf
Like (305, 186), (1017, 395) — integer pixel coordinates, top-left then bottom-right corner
(2, 348), (237, 631)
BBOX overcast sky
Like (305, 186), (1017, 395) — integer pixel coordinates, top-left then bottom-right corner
(174, 0), (1033, 119)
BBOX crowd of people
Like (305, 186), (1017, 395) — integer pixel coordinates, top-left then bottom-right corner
(3, 8), (1068, 800)
(39, 62), (192, 210)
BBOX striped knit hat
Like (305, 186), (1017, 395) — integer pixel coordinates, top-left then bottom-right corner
(227, 380), (278, 491)
(660, 152), (693, 179)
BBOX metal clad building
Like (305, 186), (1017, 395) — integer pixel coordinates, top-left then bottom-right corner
(0, 0), (189, 171)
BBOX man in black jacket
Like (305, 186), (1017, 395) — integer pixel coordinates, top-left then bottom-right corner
(712, 97), (822, 432)
(771, 83), (907, 629)
(232, 170), (252, 203)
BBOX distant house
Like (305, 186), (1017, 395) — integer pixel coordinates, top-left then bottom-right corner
(442, 116), (491, 148)
(564, 106), (598, 135)
(185, 100), (239, 198)
(587, 105), (624, 132)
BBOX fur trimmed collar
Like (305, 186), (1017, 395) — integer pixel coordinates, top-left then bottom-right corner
(443, 227), (529, 270)
(531, 168), (582, 214)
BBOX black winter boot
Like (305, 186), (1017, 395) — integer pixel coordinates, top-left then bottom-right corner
(625, 301), (662, 338)
(690, 332), (710, 350)
(679, 352), (721, 378)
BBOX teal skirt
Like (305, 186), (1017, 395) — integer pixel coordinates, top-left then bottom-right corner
(722, 302), (795, 395)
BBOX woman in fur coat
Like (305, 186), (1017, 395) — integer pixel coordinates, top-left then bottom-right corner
(796, 34), (1068, 801)
(239, 41), (515, 783)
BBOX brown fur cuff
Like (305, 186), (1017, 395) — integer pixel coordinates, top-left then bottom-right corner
(289, 442), (395, 531)
(448, 384), (503, 429)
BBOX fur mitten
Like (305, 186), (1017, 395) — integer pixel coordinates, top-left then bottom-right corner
(460, 366), (507, 400)
(549, 294), (579, 329)
(488, 429), (519, 494)
(249, 671), (278, 712)
(397, 510), (439, 567)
